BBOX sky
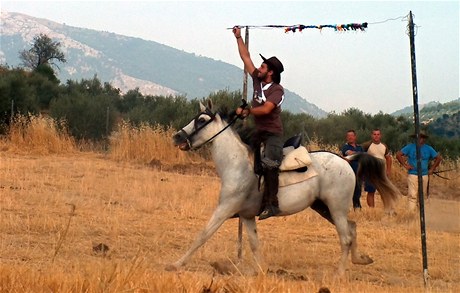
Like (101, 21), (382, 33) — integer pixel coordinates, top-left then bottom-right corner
(1, 0), (459, 114)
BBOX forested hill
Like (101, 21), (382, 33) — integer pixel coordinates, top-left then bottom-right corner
(391, 98), (460, 139)
(0, 11), (327, 117)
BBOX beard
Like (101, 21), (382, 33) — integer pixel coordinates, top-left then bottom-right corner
(257, 70), (267, 81)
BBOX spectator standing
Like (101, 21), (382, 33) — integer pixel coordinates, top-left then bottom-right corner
(396, 132), (442, 211)
(362, 129), (392, 207)
(341, 130), (364, 209)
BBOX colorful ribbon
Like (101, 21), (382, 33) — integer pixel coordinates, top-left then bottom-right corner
(284, 23), (368, 33)
(230, 23), (368, 33)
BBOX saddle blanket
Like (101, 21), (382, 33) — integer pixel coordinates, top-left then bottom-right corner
(280, 145), (312, 171)
(279, 146), (318, 187)
(279, 165), (318, 187)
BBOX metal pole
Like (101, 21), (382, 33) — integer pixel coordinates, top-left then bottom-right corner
(408, 10), (429, 286)
(237, 26), (250, 260)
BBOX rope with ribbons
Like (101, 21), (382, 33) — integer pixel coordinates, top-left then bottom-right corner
(228, 15), (408, 34)
(230, 23), (368, 33)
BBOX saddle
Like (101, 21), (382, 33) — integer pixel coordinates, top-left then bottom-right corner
(260, 135), (318, 187)
(279, 134), (311, 172)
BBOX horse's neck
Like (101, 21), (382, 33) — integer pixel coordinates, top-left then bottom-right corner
(211, 125), (252, 178)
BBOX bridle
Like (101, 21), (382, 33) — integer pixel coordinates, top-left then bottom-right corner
(177, 107), (240, 150)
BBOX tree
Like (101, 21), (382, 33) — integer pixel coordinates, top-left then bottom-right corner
(0, 67), (41, 125)
(19, 34), (66, 73)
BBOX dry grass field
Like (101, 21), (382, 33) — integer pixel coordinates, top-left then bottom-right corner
(1, 117), (459, 293)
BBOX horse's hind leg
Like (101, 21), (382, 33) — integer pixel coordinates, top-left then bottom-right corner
(349, 220), (373, 265)
(312, 200), (352, 275)
(333, 216), (354, 275)
(330, 207), (372, 275)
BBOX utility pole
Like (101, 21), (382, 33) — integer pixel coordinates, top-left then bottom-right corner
(408, 10), (429, 287)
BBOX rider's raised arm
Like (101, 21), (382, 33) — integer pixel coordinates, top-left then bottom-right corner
(233, 26), (256, 74)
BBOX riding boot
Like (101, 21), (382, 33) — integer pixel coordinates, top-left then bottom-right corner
(259, 168), (280, 220)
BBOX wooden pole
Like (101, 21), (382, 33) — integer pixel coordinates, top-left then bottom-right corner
(10, 99), (14, 124)
(408, 10), (429, 286)
(242, 26), (249, 101)
(237, 26), (250, 260)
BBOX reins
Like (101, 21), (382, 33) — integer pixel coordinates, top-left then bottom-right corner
(199, 115), (240, 147)
(182, 100), (248, 150)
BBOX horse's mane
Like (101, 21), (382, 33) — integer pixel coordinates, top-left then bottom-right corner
(215, 105), (235, 121)
(217, 106), (255, 150)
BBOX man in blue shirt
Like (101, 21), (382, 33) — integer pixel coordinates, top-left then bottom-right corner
(341, 129), (364, 209)
(396, 132), (442, 211)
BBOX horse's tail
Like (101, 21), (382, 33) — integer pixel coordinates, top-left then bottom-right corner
(350, 153), (401, 213)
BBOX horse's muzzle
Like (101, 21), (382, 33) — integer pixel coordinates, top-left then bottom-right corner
(173, 130), (191, 151)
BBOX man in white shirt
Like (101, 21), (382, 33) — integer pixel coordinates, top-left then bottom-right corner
(362, 129), (392, 207)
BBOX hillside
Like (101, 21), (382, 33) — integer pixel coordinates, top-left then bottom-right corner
(391, 98), (459, 121)
(0, 11), (327, 117)
(428, 111), (460, 138)
(391, 98), (460, 138)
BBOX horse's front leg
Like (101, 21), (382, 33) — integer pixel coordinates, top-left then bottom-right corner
(241, 217), (267, 274)
(165, 203), (238, 271)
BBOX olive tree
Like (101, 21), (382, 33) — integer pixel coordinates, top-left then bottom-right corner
(19, 33), (66, 74)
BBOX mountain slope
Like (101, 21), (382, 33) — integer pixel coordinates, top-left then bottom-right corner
(0, 11), (327, 117)
(391, 98), (460, 122)
(391, 98), (460, 139)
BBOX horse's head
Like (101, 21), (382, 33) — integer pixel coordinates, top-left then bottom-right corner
(173, 100), (221, 151)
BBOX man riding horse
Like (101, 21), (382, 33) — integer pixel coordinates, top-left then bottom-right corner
(233, 26), (285, 220)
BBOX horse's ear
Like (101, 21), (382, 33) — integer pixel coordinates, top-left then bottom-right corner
(199, 102), (206, 112)
(207, 99), (213, 111)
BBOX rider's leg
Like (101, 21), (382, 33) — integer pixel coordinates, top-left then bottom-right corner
(259, 134), (283, 220)
(259, 168), (280, 220)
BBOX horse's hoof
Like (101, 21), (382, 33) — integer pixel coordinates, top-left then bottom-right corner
(362, 254), (374, 265)
(352, 254), (374, 265)
(165, 263), (179, 271)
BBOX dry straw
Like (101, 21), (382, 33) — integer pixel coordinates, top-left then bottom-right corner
(0, 114), (458, 292)
(108, 121), (205, 165)
(5, 114), (76, 154)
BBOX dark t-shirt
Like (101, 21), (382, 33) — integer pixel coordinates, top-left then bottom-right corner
(251, 69), (284, 135)
(341, 143), (364, 172)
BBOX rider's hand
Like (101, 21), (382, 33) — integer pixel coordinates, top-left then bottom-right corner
(233, 26), (241, 39)
(236, 107), (249, 118)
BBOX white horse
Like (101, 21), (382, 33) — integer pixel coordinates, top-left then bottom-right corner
(168, 100), (399, 275)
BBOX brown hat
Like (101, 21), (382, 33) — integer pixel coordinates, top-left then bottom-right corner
(410, 132), (429, 138)
(259, 54), (284, 74)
